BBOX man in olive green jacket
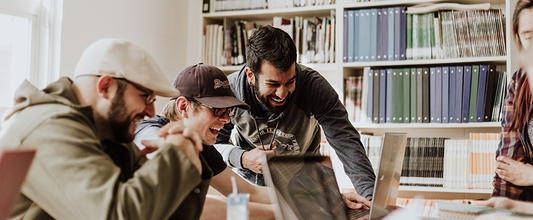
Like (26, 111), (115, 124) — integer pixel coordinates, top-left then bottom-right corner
(0, 39), (211, 220)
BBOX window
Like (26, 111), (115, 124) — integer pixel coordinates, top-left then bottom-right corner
(0, 0), (62, 110)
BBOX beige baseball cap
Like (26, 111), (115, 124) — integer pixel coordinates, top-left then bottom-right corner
(74, 38), (180, 97)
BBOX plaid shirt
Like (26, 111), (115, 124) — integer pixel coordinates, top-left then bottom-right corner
(492, 69), (533, 201)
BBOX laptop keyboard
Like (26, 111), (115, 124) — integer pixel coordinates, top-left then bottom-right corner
(348, 208), (369, 220)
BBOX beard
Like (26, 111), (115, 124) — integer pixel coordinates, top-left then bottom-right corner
(107, 87), (135, 143)
(253, 79), (291, 114)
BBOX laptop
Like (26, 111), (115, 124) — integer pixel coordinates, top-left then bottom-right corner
(262, 132), (407, 220)
(0, 149), (36, 220)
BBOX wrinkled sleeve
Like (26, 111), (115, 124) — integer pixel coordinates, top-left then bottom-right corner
(493, 70), (526, 199)
(304, 68), (376, 200)
(13, 112), (209, 220)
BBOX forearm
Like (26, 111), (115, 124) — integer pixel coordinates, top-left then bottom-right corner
(248, 186), (271, 204)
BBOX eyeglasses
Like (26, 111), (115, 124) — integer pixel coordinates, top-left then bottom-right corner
(114, 78), (156, 105)
(188, 98), (236, 117)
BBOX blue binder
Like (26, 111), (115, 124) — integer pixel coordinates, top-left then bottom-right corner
(370, 8), (378, 61)
(455, 66), (464, 123)
(388, 7), (395, 61)
(442, 66), (449, 123)
(346, 10), (353, 62)
(448, 66), (456, 123)
(399, 6), (407, 60)
(435, 67), (442, 123)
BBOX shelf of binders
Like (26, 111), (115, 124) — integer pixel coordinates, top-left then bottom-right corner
(342, 0), (506, 8)
(354, 122), (500, 129)
(203, 4), (336, 20)
(343, 56), (507, 68)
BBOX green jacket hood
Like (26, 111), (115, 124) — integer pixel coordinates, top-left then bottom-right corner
(3, 77), (87, 122)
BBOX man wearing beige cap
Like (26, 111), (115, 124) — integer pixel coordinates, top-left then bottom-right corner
(0, 38), (210, 219)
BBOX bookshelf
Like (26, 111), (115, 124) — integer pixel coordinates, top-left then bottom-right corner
(196, 0), (518, 199)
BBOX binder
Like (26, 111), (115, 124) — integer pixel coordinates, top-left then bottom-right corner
(455, 66), (464, 123)
(354, 10), (360, 62)
(399, 6), (407, 60)
(442, 66), (449, 123)
(435, 66), (442, 123)
(422, 68), (430, 123)
(392, 68), (403, 123)
(345, 10), (352, 62)
(388, 7), (395, 61)
(373, 69), (380, 123)
(476, 65), (488, 122)
(379, 69), (387, 123)
(448, 66), (456, 123)
(430, 67), (436, 123)
(416, 68), (423, 123)
(370, 8), (378, 61)
(366, 69), (374, 123)
(462, 66), (472, 123)
(360, 10), (371, 61)
(403, 68), (411, 123)
(468, 65), (480, 122)
(386, 68), (393, 123)
(483, 65), (498, 122)
(377, 8), (388, 61)
(410, 68), (417, 122)
(394, 7), (401, 60)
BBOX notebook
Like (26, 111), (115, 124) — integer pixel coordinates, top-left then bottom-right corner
(435, 201), (533, 220)
(262, 132), (408, 220)
(0, 149), (36, 220)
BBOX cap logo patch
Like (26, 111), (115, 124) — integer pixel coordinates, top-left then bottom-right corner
(214, 79), (230, 89)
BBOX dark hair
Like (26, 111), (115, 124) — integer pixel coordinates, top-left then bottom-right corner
(510, 0), (533, 132)
(246, 25), (297, 75)
(513, 0), (533, 51)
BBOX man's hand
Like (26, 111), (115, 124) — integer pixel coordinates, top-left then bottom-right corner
(495, 156), (533, 186)
(242, 143), (277, 173)
(158, 121), (203, 153)
(472, 197), (515, 210)
(341, 192), (371, 210)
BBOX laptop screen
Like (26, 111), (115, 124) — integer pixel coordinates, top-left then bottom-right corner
(262, 132), (407, 220)
(263, 155), (349, 220)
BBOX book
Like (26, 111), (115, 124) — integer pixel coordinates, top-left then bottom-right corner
(483, 65), (498, 122)
(366, 69), (374, 123)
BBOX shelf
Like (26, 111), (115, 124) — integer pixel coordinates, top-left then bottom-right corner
(203, 5), (336, 20)
(399, 186), (492, 194)
(343, 0), (506, 8)
(343, 56), (508, 68)
(354, 122), (501, 129)
(218, 65), (243, 73)
(218, 63), (337, 73)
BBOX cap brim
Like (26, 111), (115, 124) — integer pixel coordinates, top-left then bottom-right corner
(196, 96), (250, 110)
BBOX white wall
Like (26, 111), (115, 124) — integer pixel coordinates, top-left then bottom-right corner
(60, 0), (191, 112)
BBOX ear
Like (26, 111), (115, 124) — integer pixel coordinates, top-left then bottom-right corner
(245, 67), (255, 86)
(95, 75), (116, 100)
(175, 97), (190, 119)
